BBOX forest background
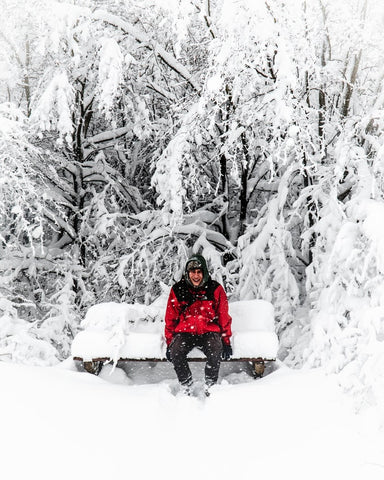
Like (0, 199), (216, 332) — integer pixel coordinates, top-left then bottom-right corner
(1, 0), (384, 416)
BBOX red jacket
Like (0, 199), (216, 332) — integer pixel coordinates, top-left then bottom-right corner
(164, 278), (232, 345)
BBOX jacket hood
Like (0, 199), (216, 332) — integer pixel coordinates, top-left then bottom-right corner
(184, 254), (210, 288)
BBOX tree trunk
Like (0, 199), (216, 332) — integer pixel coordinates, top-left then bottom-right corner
(23, 37), (32, 117)
(238, 132), (250, 238)
(340, 0), (366, 118)
(71, 85), (88, 268)
(341, 51), (362, 118)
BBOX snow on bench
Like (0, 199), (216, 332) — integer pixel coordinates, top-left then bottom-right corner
(71, 299), (279, 376)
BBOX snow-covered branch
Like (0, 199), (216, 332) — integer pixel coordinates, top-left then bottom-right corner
(83, 126), (131, 148)
(92, 10), (201, 93)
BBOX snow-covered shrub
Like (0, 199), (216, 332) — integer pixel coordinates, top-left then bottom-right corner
(0, 297), (58, 366)
(37, 275), (79, 358)
(0, 103), (43, 246)
(236, 193), (300, 334)
(302, 196), (384, 406)
(286, 127), (384, 414)
(0, 102), (81, 362)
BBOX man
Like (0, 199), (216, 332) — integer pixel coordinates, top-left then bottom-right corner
(164, 253), (232, 395)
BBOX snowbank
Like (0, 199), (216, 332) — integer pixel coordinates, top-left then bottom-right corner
(1, 361), (384, 480)
(71, 299), (279, 361)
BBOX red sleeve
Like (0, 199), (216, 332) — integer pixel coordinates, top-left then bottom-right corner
(164, 288), (180, 345)
(214, 285), (232, 345)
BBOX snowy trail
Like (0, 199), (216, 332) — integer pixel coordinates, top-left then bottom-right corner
(1, 361), (383, 480)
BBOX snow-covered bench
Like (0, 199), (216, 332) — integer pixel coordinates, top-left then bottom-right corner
(71, 299), (279, 378)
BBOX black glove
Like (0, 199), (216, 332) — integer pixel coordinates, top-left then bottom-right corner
(222, 342), (232, 360)
(166, 345), (172, 362)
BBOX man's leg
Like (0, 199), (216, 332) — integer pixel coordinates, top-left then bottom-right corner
(169, 333), (195, 387)
(200, 332), (223, 386)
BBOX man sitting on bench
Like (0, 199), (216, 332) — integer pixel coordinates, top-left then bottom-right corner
(165, 254), (232, 396)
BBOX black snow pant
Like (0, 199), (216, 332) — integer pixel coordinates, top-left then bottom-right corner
(168, 332), (223, 386)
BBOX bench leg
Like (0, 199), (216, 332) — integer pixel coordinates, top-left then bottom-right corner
(83, 360), (103, 375)
(251, 358), (265, 378)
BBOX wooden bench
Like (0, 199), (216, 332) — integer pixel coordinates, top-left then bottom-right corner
(72, 299), (279, 379)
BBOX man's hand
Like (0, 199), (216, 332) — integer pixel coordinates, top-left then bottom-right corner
(221, 342), (232, 360)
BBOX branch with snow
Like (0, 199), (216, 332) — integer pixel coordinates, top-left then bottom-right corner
(30, 72), (74, 144)
(97, 37), (124, 119)
(92, 9), (201, 93)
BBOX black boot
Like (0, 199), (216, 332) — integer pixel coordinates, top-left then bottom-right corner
(180, 377), (193, 396)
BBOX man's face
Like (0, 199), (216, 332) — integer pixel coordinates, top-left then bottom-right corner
(188, 268), (203, 287)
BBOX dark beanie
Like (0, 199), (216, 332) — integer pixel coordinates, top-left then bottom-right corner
(185, 254), (210, 288)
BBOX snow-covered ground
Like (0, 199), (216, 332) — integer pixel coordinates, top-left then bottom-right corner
(1, 359), (384, 480)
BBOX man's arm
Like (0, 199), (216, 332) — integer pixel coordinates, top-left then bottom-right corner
(164, 288), (181, 345)
(214, 285), (232, 345)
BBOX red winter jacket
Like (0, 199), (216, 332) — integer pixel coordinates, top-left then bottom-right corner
(164, 278), (232, 346)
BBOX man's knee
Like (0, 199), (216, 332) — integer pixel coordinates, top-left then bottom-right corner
(169, 334), (191, 359)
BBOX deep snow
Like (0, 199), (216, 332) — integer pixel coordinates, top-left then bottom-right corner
(1, 359), (384, 480)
